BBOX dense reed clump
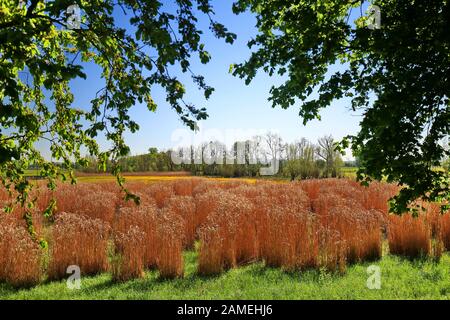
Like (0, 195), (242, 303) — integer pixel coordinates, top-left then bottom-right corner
(172, 178), (203, 196)
(192, 180), (243, 197)
(74, 192), (117, 223)
(312, 191), (383, 269)
(298, 179), (322, 201)
(0, 222), (43, 287)
(117, 185), (158, 210)
(364, 182), (399, 215)
(198, 193), (256, 275)
(48, 212), (110, 280)
(1, 178), (449, 288)
(114, 205), (159, 268)
(388, 214), (431, 259)
(191, 180), (217, 197)
(145, 183), (175, 208)
(317, 227), (347, 274)
(259, 204), (319, 271)
(165, 196), (196, 248)
(198, 179), (396, 274)
(194, 190), (223, 230)
(440, 213), (450, 250)
(243, 185), (319, 271)
(155, 208), (184, 278)
(53, 184), (98, 212)
(261, 183), (311, 210)
(111, 226), (146, 282)
(326, 206), (383, 264)
(113, 204), (184, 279)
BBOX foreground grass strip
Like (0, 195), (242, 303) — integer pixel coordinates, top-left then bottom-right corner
(1, 252), (449, 300)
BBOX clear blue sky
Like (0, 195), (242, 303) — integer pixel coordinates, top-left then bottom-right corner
(60, 1), (366, 159)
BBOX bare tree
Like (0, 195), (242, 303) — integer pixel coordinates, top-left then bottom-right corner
(262, 132), (285, 175)
(264, 132), (284, 163)
(316, 135), (340, 177)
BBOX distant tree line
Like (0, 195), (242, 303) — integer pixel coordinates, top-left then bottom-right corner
(78, 147), (176, 173)
(78, 134), (347, 180)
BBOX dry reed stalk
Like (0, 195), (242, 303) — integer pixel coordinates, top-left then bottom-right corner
(194, 190), (222, 230)
(145, 183), (175, 208)
(198, 193), (256, 274)
(111, 226), (146, 282)
(48, 212), (110, 280)
(165, 196), (196, 249)
(74, 192), (117, 224)
(440, 213), (450, 250)
(0, 222), (43, 287)
(3, 177), (449, 287)
(198, 224), (223, 275)
(114, 205), (159, 268)
(260, 205), (318, 271)
(318, 227), (347, 274)
(388, 214), (431, 258)
(156, 209), (184, 278)
(172, 178), (203, 196)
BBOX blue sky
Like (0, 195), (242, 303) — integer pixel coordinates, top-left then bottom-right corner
(58, 1), (367, 159)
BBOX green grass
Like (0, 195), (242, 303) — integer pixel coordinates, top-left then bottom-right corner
(23, 169), (42, 177)
(340, 167), (358, 179)
(1, 251), (449, 300)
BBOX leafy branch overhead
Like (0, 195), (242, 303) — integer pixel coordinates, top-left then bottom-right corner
(232, 0), (450, 214)
(1, 0), (449, 219)
(0, 0), (236, 209)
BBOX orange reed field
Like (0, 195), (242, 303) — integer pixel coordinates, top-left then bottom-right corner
(0, 178), (449, 287)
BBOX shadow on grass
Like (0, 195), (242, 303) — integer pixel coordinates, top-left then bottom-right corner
(87, 266), (227, 293)
(3, 252), (448, 298)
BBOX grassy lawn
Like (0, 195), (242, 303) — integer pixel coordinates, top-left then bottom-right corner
(1, 251), (449, 300)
